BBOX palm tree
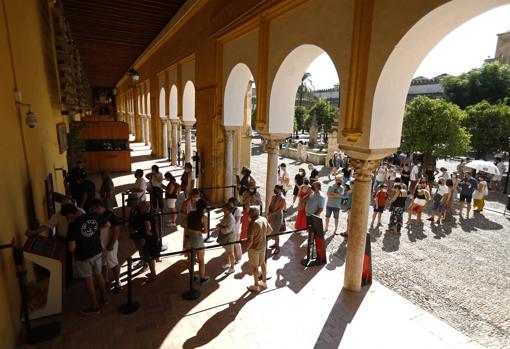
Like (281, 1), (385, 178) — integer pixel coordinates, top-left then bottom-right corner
(297, 72), (315, 107)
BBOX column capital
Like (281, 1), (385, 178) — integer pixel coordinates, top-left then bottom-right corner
(224, 127), (237, 142)
(169, 118), (181, 126)
(349, 158), (381, 182)
(182, 120), (195, 129)
(260, 132), (290, 154)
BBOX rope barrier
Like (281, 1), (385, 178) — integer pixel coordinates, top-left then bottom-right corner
(118, 227), (310, 313)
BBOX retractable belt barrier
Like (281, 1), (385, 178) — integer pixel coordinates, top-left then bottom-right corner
(118, 228), (308, 313)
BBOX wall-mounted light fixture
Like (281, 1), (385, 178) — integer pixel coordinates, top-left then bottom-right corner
(127, 68), (140, 83)
(15, 90), (38, 128)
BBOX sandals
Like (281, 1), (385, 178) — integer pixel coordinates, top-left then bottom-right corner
(247, 285), (260, 292)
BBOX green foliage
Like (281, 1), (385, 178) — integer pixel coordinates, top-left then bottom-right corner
(67, 121), (88, 168)
(441, 61), (510, 109)
(304, 98), (338, 133)
(251, 107), (257, 129)
(463, 101), (510, 156)
(294, 106), (307, 132)
(402, 96), (470, 157)
(296, 72), (317, 107)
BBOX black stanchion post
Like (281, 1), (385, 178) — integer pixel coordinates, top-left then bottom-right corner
(204, 208), (213, 243)
(158, 213), (168, 252)
(119, 257), (140, 314)
(122, 192), (126, 222)
(182, 248), (201, 300)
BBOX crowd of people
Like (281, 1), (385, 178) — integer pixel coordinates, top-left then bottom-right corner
(27, 148), (506, 315)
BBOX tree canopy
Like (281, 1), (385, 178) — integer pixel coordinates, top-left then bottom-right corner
(401, 96), (470, 157)
(294, 106), (307, 132)
(463, 101), (510, 157)
(304, 98), (338, 134)
(441, 61), (510, 109)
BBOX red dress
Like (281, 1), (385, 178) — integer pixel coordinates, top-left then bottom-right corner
(295, 190), (309, 230)
(241, 210), (250, 239)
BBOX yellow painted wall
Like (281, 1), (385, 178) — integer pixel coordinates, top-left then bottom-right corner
(0, 0), (67, 347)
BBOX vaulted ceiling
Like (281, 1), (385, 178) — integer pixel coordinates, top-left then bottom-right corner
(62, 0), (187, 88)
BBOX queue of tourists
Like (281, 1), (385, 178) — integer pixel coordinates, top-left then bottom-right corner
(27, 149), (506, 316)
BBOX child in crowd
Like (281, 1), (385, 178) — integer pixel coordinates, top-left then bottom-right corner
(371, 184), (388, 226)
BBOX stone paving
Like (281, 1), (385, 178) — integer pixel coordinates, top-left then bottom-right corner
(249, 140), (510, 349)
(15, 141), (495, 349)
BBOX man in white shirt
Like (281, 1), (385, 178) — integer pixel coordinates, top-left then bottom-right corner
(409, 162), (421, 194)
(228, 197), (243, 263)
(373, 164), (387, 193)
(132, 169), (147, 202)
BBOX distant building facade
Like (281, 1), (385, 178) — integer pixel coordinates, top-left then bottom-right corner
(406, 74), (447, 102)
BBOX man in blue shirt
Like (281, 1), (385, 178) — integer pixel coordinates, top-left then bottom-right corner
(459, 171), (478, 219)
(325, 175), (343, 235)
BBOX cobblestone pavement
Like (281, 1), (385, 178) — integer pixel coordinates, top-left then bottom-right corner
(249, 141), (510, 349)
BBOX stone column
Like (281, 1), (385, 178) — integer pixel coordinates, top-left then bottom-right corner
(145, 117), (150, 146)
(170, 119), (179, 166)
(343, 158), (380, 292)
(162, 119), (169, 158)
(183, 121), (194, 163)
(140, 116), (146, 144)
(261, 134), (288, 213)
(224, 127), (237, 200)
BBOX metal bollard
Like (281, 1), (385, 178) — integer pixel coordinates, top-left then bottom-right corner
(118, 257), (140, 314)
(182, 248), (201, 300)
(158, 213), (168, 252)
(122, 192), (126, 222)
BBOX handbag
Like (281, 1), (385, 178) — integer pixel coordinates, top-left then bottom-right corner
(217, 230), (233, 244)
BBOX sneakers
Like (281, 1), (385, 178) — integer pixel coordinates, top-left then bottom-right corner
(224, 267), (235, 275)
(200, 276), (210, 285)
(80, 307), (100, 315)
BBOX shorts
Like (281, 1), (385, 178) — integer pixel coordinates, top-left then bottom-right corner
(102, 241), (119, 268)
(432, 201), (443, 213)
(248, 249), (265, 266)
(166, 198), (176, 209)
(183, 229), (204, 250)
(223, 233), (235, 253)
(325, 206), (340, 219)
(75, 253), (102, 278)
(374, 205), (385, 213)
(459, 194), (472, 203)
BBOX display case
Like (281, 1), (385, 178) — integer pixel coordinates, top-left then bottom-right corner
(74, 120), (131, 172)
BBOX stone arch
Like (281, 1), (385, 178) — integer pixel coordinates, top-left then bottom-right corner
(371, 0), (510, 150)
(159, 87), (166, 118)
(183, 81), (195, 121)
(169, 84), (178, 119)
(223, 63), (254, 127)
(268, 44), (339, 134)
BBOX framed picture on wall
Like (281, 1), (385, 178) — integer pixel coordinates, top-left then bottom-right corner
(56, 123), (67, 154)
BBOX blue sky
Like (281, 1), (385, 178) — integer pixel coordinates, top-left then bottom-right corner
(307, 4), (510, 89)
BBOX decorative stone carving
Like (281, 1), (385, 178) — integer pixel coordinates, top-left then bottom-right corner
(348, 158), (380, 182)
